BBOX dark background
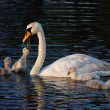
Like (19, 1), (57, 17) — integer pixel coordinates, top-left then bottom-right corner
(0, 0), (110, 64)
(0, 0), (110, 109)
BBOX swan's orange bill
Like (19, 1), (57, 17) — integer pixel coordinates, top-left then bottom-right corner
(22, 31), (31, 42)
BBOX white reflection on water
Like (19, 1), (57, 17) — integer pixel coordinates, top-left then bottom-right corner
(0, 0), (110, 109)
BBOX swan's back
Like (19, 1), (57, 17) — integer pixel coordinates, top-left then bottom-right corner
(39, 54), (110, 77)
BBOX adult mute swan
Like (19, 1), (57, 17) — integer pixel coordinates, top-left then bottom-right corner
(22, 22), (110, 80)
(0, 57), (12, 75)
(12, 47), (29, 72)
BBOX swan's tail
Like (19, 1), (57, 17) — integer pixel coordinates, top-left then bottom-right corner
(92, 71), (110, 76)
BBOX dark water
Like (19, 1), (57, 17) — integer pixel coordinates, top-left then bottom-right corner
(0, 0), (110, 109)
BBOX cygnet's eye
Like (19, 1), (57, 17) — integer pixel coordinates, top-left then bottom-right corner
(8, 58), (12, 61)
(24, 48), (26, 51)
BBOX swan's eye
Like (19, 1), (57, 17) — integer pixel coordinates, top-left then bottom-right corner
(26, 27), (32, 33)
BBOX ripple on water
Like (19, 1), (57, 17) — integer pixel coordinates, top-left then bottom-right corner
(0, 0), (110, 109)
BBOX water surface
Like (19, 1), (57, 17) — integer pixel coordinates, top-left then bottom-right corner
(0, 0), (110, 109)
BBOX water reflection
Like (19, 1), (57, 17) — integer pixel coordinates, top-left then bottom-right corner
(31, 77), (110, 109)
(0, 0), (110, 109)
(0, 74), (110, 109)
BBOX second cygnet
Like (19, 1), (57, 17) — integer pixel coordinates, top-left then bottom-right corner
(12, 47), (29, 72)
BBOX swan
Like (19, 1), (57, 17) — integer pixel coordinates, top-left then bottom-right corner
(22, 22), (110, 80)
(86, 79), (110, 89)
(0, 57), (12, 75)
(12, 47), (29, 72)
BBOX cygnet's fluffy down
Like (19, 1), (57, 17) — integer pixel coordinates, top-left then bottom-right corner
(86, 79), (110, 89)
(0, 57), (12, 75)
(12, 47), (29, 72)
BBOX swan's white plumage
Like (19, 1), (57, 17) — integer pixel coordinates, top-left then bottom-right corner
(39, 54), (110, 79)
(23, 22), (110, 81)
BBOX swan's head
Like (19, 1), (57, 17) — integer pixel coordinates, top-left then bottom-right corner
(22, 47), (29, 55)
(23, 22), (42, 43)
(4, 57), (12, 66)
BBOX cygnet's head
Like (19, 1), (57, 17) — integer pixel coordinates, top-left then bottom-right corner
(23, 22), (42, 43)
(4, 57), (12, 66)
(22, 47), (29, 55)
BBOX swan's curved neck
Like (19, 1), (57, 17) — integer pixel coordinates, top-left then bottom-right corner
(30, 28), (46, 76)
